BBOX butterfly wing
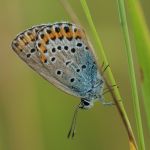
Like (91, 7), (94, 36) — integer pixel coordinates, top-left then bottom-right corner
(12, 22), (102, 98)
(35, 22), (102, 98)
(11, 25), (47, 73)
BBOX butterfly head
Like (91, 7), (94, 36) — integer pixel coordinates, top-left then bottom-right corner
(79, 98), (93, 109)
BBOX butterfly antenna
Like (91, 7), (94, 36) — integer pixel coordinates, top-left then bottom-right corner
(67, 102), (81, 139)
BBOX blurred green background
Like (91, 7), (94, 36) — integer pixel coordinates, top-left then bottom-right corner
(0, 0), (150, 150)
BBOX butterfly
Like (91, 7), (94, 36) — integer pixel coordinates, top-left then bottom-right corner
(11, 22), (110, 138)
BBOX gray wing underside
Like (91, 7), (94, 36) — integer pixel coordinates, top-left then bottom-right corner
(11, 22), (99, 98)
(35, 23), (99, 97)
(11, 24), (76, 97)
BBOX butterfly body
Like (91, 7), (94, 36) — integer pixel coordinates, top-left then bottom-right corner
(11, 22), (104, 109)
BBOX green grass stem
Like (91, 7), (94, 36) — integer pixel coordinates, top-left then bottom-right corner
(117, 1), (146, 150)
(126, 0), (150, 132)
(80, 0), (137, 149)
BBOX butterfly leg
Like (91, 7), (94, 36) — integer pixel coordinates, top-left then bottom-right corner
(99, 97), (123, 106)
(100, 84), (120, 105)
(102, 64), (110, 75)
(103, 84), (118, 95)
(99, 94), (122, 106)
(100, 98), (115, 106)
(101, 99), (122, 106)
(100, 61), (110, 75)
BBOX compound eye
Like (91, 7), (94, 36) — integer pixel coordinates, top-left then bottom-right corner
(83, 100), (90, 106)
(80, 98), (94, 109)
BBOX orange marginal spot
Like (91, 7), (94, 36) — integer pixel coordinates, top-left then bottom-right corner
(24, 34), (32, 43)
(67, 31), (73, 39)
(43, 36), (49, 43)
(20, 35), (28, 44)
(61, 27), (68, 37)
(47, 32), (55, 39)
(18, 45), (23, 50)
(45, 28), (55, 40)
(53, 30), (63, 39)
(18, 39), (25, 47)
(55, 31), (61, 38)
(13, 40), (25, 52)
(75, 30), (83, 39)
(28, 33), (35, 41)
(41, 54), (47, 63)
(32, 31), (36, 38)
(60, 26), (64, 34)
(44, 33), (49, 39)
(61, 27), (73, 39)
(38, 43), (47, 53)
(13, 41), (21, 51)
(55, 27), (64, 39)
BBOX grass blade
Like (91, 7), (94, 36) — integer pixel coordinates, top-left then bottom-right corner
(126, 0), (150, 132)
(80, 0), (137, 149)
(117, 0), (146, 150)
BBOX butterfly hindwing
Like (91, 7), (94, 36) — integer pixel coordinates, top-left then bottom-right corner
(35, 22), (101, 98)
